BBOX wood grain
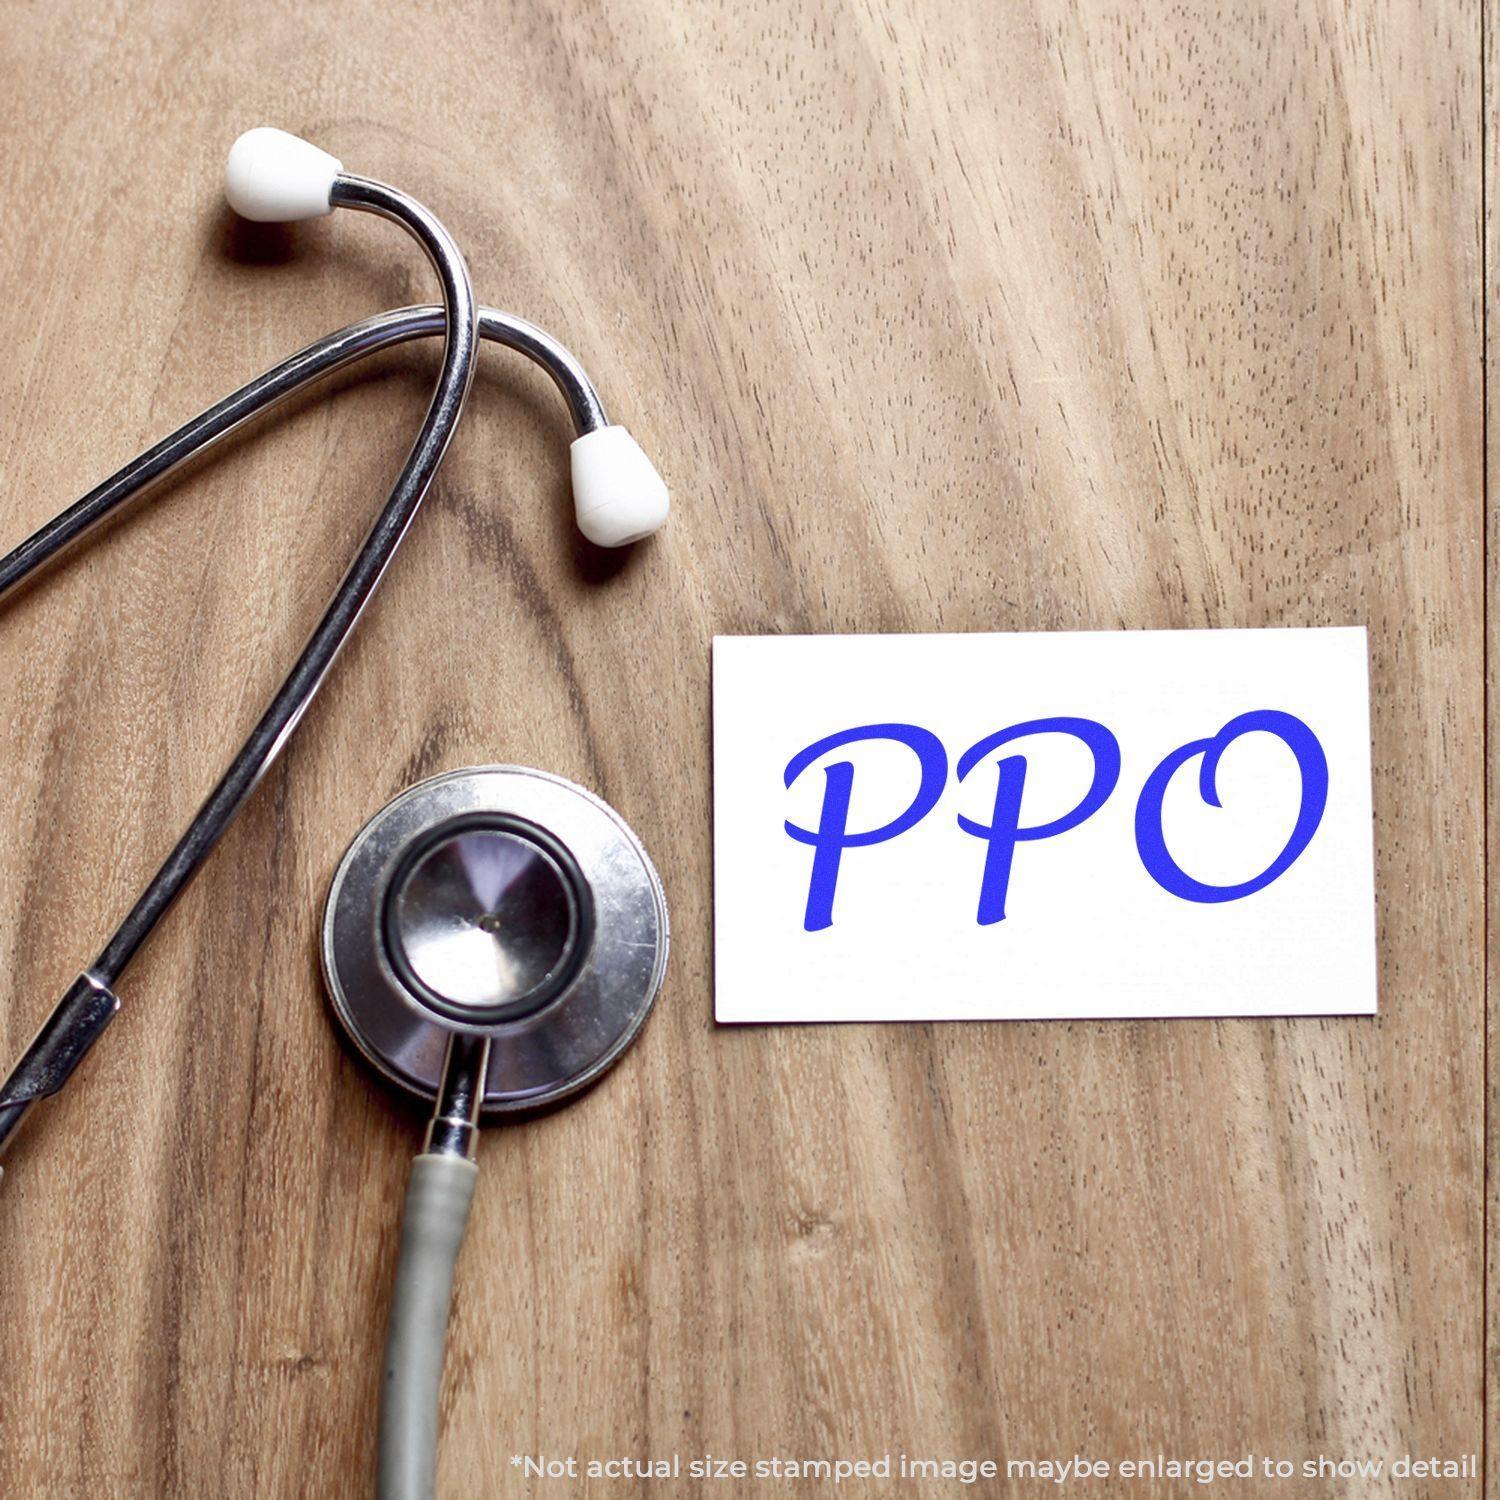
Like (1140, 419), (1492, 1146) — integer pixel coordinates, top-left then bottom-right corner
(0, 2), (1484, 1496)
(1487, 0), (1498, 1491)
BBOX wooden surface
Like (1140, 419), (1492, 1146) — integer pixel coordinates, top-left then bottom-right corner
(0, 2), (1486, 1496)
(1487, 0), (1499, 1494)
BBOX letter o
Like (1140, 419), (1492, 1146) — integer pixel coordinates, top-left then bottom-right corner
(1134, 710), (1329, 903)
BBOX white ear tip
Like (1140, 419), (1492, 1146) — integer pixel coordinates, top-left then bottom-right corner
(570, 426), (670, 547)
(226, 128), (342, 223)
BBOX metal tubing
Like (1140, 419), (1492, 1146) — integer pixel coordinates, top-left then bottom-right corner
(90, 173), (478, 982)
(0, 172), (480, 1165)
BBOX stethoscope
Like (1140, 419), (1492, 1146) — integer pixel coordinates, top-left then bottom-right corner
(0, 129), (671, 1499)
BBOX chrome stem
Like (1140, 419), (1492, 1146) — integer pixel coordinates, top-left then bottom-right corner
(422, 1034), (490, 1161)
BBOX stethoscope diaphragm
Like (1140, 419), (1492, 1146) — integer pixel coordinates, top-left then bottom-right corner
(321, 765), (668, 1115)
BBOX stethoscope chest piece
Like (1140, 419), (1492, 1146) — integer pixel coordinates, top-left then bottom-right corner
(322, 766), (668, 1113)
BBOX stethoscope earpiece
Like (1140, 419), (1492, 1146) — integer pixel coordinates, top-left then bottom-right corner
(571, 425), (671, 546)
(225, 126), (343, 222)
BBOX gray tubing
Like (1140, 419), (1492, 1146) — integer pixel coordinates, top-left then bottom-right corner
(379, 1153), (479, 1500)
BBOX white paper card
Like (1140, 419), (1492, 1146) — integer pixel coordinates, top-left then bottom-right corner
(713, 628), (1375, 1023)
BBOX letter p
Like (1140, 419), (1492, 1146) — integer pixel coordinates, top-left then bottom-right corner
(956, 717), (1121, 924)
(784, 723), (948, 931)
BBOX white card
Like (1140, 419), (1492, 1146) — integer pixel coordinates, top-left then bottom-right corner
(712, 628), (1375, 1023)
